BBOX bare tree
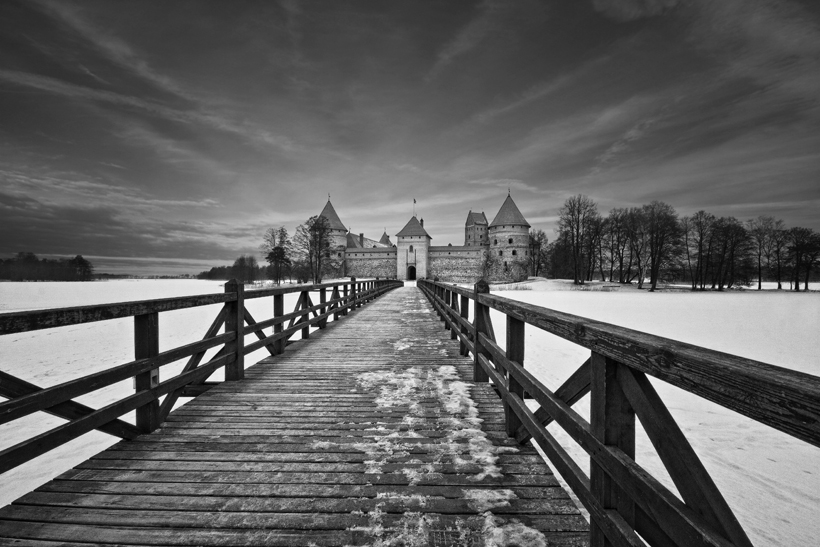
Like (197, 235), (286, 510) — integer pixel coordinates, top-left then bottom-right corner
(769, 220), (788, 289)
(528, 229), (549, 277)
(625, 207), (648, 289)
(293, 216), (338, 284)
(558, 195), (599, 285)
(262, 226), (292, 284)
(746, 216), (775, 290)
(642, 201), (681, 291)
(787, 227), (820, 291)
(681, 211), (717, 290)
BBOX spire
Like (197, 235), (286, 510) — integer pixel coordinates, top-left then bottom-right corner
(489, 194), (530, 228)
(396, 216), (431, 239)
(319, 199), (346, 231)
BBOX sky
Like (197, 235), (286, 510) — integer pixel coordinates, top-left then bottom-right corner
(1, 0), (819, 276)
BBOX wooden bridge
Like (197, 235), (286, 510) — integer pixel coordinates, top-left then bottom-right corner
(1, 278), (818, 546)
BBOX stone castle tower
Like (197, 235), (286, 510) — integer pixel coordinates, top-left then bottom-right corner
(318, 199), (348, 250)
(488, 193), (531, 279)
(318, 193), (530, 283)
(396, 216), (431, 280)
(464, 211), (489, 246)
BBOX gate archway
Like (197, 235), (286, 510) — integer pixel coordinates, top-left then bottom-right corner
(407, 265), (417, 280)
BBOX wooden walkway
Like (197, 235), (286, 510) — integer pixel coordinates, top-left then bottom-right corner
(0, 285), (588, 546)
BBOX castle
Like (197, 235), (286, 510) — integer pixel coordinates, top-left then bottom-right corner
(319, 194), (531, 283)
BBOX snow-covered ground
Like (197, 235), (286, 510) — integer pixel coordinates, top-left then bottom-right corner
(0, 279), (302, 506)
(1, 278), (817, 545)
(488, 281), (819, 546)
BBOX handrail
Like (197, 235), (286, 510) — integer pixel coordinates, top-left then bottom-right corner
(0, 277), (403, 478)
(418, 278), (820, 547)
(0, 279), (388, 335)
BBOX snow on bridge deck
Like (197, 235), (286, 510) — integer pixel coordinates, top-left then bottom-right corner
(0, 286), (588, 546)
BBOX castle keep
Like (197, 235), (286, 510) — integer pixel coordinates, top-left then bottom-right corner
(320, 194), (531, 283)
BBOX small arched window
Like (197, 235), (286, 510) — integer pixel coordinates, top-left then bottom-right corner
(494, 239), (498, 245)
(508, 238), (513, 244)
(498, 250), (503, 256)
(409, 245), (414, 252)
(512, 250), (517, 256)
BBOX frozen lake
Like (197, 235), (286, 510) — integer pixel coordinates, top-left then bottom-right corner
(1, 278), (818, 545)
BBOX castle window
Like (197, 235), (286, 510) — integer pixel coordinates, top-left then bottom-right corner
(504, 261), (508, 270)
(512, 250), (517, 256)
(498, 250), (503, 256)
(409, 245), (414, 252)
(494, 239), (497, 245)
(508, 238), (513, 244)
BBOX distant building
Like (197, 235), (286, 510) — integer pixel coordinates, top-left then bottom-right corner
(319, 194), (531, 283)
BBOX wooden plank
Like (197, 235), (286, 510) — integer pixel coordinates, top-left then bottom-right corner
(0, 293), (232, 335)
(134, 312), (160, 433)
(0, 371), (139, 440)
(617, 365), (752, 547)
(0, 332), (232, 426)
(590, 352), (635, 547)
(0, 352), (233, 475)
(516, 357), (591, 443)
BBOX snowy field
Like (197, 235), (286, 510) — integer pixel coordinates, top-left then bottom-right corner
(490, 280), (819, 546)
(1, 279), (818, 546)
(0, 279), (302, 507)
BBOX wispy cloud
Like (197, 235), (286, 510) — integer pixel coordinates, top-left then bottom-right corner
(33, 0), (194, 100)
(426, 0), (509, 80)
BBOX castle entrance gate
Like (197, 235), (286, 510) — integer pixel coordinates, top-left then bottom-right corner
(407, 265), (417, 280)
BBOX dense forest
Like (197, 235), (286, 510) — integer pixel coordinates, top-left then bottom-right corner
(530, 195), (820, 291)
(0, 253), (95, 281)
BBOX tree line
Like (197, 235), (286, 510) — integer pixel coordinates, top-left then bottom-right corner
(529, 195), (820, 291)
(197, 215), (340, 285)
(0, 253), (95, 281)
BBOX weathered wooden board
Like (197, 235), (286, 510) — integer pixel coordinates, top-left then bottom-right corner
(0, 286), (588, 546)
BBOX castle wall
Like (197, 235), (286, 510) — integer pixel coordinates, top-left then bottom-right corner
(345, 249), (397, 279)
(428, 246), (486, 284)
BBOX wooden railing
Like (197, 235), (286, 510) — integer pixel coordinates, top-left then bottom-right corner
(418, 278), (820, 547)
(0, 277), (402, 476)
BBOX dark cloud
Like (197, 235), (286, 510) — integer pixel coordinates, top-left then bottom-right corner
(0, 1), (818, 274)
(592, 0), (681, 22)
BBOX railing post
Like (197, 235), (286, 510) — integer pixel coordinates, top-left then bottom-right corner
(273, 293), (284, 355)
(332, 285), (341, 321)
(350, 277), (357, 311)
(319, 287), (327, 328)
(443, 288), (451, 330)
(506, 316), (525, 437)
(300, 289), (310, 339)
(449, 290), (458, 340)
(134, 311), (160, 433)
(343, 282), (349, 316)
(473, 279), (490, 383)
(225, 279), (244, 381)
(590, 351), (635, 546)
(459, 294), (469, 356)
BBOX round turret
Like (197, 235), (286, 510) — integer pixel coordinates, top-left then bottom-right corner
(487, 194), (530, 282)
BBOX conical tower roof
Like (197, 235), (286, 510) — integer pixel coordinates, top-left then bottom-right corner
(319, 200), (346, 231)
(489, 194), (530, 228)
(379, 231), (392, 246)
(396, 216), (431, 239)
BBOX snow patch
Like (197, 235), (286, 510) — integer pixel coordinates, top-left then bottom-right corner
(482, 512), (548, 547)
(464, 489), (517, 512)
